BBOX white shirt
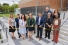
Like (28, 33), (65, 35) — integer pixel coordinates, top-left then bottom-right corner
(38, 17), (41, 25)
(54, 20), (58, 25)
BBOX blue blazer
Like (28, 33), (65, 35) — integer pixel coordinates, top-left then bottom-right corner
(15, 18), (19, 28)
(36, 16), (44, 27)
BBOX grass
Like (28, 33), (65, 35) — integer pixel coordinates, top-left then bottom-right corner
(0, 14), (17, 18)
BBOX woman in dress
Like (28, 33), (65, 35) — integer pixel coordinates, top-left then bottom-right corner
(52, 14), (61, 43)
(19, 14), (26, 39)
(8, 14), (16, 39)
(27, 13), (35, 41)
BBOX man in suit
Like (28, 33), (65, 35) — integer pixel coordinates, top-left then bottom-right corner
(36, 12), (44, 40)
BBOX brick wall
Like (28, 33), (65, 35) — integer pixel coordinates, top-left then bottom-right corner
(18, 0), (67, 10)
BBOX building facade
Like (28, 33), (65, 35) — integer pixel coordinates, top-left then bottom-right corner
(18, 0), (67, 14)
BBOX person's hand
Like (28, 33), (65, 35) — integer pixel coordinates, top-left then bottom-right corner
(54, 28), (58, 31)
(39, 25), (42, 27)
(46, 23), (48, 25)
(20, 26), (24, 28)
(25, 25), (27, 27)
(11, 26), (13, 29)
(31, 25), (33, 27)
(43, 28), (46, 30)
(48, 25), (51, 28)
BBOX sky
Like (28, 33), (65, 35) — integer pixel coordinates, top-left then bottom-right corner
(0, 0), (20, 6)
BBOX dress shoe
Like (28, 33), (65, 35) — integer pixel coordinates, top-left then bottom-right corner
(19, 35), (22, 38)
(55, 42), (57, 43)
(48, 37), (50, 39)
(36, 36), (39, 38)
(45, 37), (47, 38)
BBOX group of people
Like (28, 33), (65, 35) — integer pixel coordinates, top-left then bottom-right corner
(8, 7), (61, 43)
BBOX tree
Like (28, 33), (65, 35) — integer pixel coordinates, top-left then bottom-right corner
(2, 3), (10, 13)
(3, 3), (9, 6)
(0, 4), (3, 12)
(10, 4), (18, 12)
(0, 3), (18, 13)
(2, 5), (10, 13)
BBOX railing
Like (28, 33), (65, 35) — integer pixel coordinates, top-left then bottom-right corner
(60, 11), (68, 21)
(0, 20), (8, 44)
(0, 18), (15, 45)
(3, 15), (8, 20)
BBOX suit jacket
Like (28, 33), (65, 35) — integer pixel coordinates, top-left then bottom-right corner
(36, 16), (44, 27)
(15, 18), (19, 28)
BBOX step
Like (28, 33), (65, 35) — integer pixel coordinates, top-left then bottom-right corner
(60, 31), (68, 36)
(60, 27), (68, 32)
(51, 32), (68, 43)
(61, 25), (68, 28)
(2, 16), (8, 20)
(59, 34), (68, 41)
(59, 38), (68, 45)
(51, 35), (68, 45)
(1, 17), (8, 23)
(51, 30), (68, 37)
(0, 42), (9, 45)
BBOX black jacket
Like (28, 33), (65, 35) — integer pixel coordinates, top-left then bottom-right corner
(45, 17), (53, 29)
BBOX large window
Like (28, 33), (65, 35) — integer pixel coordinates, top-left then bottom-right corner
(20, 5), (50, 15)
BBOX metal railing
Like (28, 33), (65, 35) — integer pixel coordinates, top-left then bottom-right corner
(0, 20), (8, 43)
(3, 15), (8, 20)
(60, 11), (68, 21)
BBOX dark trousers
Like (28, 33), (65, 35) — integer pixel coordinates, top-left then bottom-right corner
(37, 25), (43, 38)
(17, 27), (21, 37)
(34, 27), (35, 34)
(45, 29), (51, 38)
(26, 27), (28, 37)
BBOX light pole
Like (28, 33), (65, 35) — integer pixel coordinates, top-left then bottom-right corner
(36, 0), (39, 17)
(60, 0), (63, 11)
(35, 0), (39, 34)
(12, 1), (15, 12)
